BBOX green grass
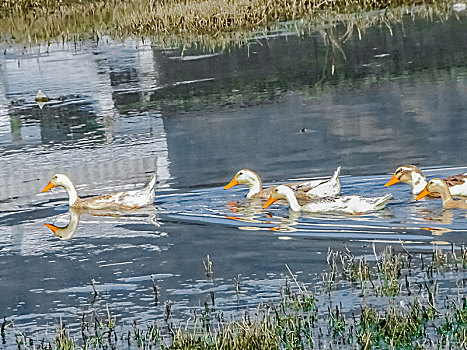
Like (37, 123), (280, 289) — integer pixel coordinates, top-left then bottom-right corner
(7, 244), (467, 349)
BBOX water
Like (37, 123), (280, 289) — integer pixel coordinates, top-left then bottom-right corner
(0, 12), (466, 346)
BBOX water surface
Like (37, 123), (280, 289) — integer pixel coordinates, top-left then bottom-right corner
(0, 12), (466, 346)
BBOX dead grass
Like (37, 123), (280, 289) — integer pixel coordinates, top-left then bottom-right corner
(0, 0), (453, 48)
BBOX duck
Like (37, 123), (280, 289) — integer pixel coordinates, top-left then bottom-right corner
(385, 165), (467, 196)
(224, 166), (341, 200)
(416, 178), (467, 209)
(41, 173), (157, 210)
(263, 185), (392, 214)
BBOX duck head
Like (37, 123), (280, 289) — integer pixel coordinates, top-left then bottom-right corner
(416, 178), (447, 200)
(385, 165), (426, 194)
(41, 173), (79, 207)
(263, 185), (299, 211)
(224, 169), (262, 198)
(42, 173), (74, 192)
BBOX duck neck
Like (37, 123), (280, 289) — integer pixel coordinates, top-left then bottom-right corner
(439, 189), (455, 207)
(61, 180), (80, 207)
(411, 173), (427, 194)
(285, 191), (302, 212)
(246, 176), (262, 199)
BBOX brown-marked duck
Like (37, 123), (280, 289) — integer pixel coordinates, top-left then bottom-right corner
(224, 166), (341, 200)
(42, 173), (156, 210)
(416, 178), (467, 209)
(385, 165), (467, 196)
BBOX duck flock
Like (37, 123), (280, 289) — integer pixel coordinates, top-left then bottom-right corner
(41, 165), (467, 218)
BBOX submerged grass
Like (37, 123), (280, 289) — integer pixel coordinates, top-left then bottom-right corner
(7, 244), (467, 349)
(0, 0), (459, 48)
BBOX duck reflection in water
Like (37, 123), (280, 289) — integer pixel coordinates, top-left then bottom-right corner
(225, 198), (300, 232)
(45, 207), (82, 240)
(44, 207), (159, 240)
(269, 210), (300, 233)
(225, 198), (266, 223)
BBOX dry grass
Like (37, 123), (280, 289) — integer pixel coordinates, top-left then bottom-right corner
(0, 0), (451, 48)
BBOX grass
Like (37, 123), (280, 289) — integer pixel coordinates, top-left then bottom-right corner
(6, 244), (467, 349)
(358, 298), (432, 348)
(0, 0), (458, 49)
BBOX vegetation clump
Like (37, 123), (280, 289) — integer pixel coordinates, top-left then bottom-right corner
(357, 299), (432, 348)
(6, 244), (467, 349)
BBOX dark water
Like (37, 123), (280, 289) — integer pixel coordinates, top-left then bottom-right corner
(0, 11), (466, 346)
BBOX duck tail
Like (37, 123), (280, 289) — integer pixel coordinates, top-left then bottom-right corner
(331, 166), (341, 182)
(374, 193), (392, 209)
(145, 174), (157, 192)
(327, 166), (342, 196)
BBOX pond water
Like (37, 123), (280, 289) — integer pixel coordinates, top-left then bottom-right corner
(0, 10), (466, 346)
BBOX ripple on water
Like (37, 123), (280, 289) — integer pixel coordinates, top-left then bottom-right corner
(156, 173), (467, 248)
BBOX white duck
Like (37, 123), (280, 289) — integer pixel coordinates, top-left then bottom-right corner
(224, 166), (341, 199)
(41, 173), (156, 210)
(263, 185), (391, 214)
(385, 165), (467, 196)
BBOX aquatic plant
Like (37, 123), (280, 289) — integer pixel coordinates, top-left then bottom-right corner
(374, 245), (406, 297)
(203, 254), (213, 279)
(357, 298), (433, 348)
(329, 305), (346, 338)
(8, 244), (467, 349)
(55, 323), (76, 350)
(1, 317), (7, 344)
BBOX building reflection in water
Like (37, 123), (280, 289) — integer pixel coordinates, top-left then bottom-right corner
(0, 40), (171, 205)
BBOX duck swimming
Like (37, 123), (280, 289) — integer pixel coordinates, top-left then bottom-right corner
(224, 166), (341, 200)
(41, 173), (156, 210)
(416, 178), (467, 209)
(263, 185), (391, 215)
(385, 165), (467, 196)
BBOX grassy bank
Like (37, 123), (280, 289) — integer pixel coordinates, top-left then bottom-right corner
(7, 244), (467, 349)
(0, 0), (456, 48)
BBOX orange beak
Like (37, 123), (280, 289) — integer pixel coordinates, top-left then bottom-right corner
(416, 187), (431, 200)
(44, 223), (59, 234)
(224, 177), (239, 190)
(263, 196), (277, 209)
(42, 181), (55, 192)
(384, 173), (400, 187)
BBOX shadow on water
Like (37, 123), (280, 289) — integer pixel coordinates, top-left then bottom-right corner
(0, 11), (466, 346)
